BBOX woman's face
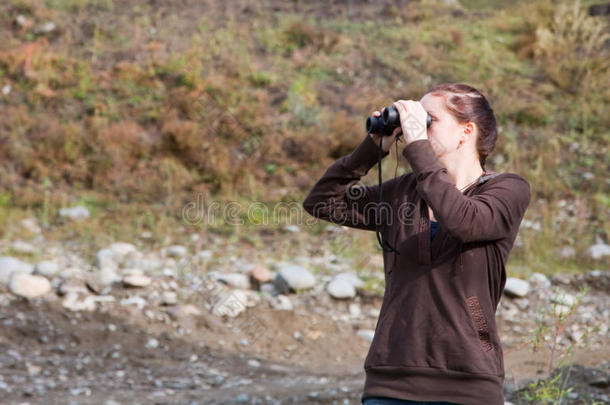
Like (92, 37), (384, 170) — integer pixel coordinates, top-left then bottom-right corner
(420, 93), (468, 158)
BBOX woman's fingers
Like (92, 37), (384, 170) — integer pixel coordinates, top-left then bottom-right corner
(373, 110), (381, 117)
(392, 99), (428, 143)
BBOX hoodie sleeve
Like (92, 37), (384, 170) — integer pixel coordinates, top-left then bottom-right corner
(302, 134), (398, 231)
(402, 139), (531, 243)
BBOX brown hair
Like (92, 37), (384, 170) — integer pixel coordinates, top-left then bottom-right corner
(426, 83), (498, 169)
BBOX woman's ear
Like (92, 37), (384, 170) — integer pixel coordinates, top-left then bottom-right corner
(463, 122), (477, 142)
(464, 121), (475, 136)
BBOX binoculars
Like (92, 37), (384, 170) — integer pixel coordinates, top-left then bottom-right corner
(366, 105), (432, 136)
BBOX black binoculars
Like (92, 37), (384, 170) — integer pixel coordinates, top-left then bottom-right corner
(366, 105), (432, 136)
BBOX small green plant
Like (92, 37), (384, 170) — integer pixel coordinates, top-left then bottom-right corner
(520, 286), (593, 404)
(523, 368), (575, 405)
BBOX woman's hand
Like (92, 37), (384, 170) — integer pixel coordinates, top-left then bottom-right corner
(368, 110), (401, 153)
(392, 100), (429, 145)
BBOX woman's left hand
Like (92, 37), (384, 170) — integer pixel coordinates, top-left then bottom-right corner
(392, 100), (429, 145)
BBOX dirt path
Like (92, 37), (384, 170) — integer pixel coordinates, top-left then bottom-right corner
(0, 293), (608, 404)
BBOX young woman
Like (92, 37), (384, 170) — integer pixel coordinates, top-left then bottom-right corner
(303, 83), (531, 405)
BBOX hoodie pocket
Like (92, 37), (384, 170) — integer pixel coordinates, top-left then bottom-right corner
(466, 295), (493, 352)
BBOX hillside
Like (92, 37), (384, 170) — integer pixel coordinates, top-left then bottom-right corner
(0, 0), (608, 271)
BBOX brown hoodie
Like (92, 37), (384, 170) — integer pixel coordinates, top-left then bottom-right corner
(302, 134), (531, 405)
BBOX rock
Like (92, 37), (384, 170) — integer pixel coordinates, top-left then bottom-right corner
(282, 224), (300, 233)
(59, 266), (83, 279)
(96, 249), (117, 269)
(589, 242), (610, 260)
(198, 250), (213, 262)
(11, 241), (36, 254)
(120, 296), (147, 310)
(504, 277), (530, 298)
(551, 290), (576, 316)
(123, 257), (162, 273)
(357, 329), (375, 342)
(551, 273), (572, 285)
(146, 338), (159, 349)
(274, 265), (315, 292)
(249, 265), (272, 283)
(91, 295), (115, 304)
(161, 291), (177, 305)
(260, 282), (275, 295)
(108, 242), (137, 261)
(34, 261), (60, 278)
(1, 85), (10, 96)
(349, 303), (362, 317)
(551, 290), (576, 307)
(332, 272), (364, 289)
(84, 273), (103, 294)
(216, 273), (250, 289)
(20, 217), (41, 234)
(58, 280), (89, 296)
(168, 245), (187, 258)
(34, 21), (57, 35)
(586, 372), (609, 388)
(99, 267), (121, 286)
(62, 293), (96, 312)
(58, 206), (90, 221)
(560, 246), (576, 259)
(528, 272), (551, 288)
(326, 278), (356, 299)
(15, 14), (29, 28)
(269, 294), (293, 311)
(8, 273), (51, 299)
(0, 256), (34, 284)
(166, 304), (201, 319)
(212, 289), (248, 317)
(568, 326), (585, 343)
(123, 274), (152, 288)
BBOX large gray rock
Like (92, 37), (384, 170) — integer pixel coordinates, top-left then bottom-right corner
(34, 260), (60, 278)
(332, 272), (364, 289)
(9, 273), (51, 299)
(274, 265), (316, 292)
(0, 257), (34, 284)
(326, 278), (356, 299)
(504, 277), (530, 298)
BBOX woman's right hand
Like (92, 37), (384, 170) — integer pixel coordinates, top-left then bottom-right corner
(368, 110), (402, 153)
